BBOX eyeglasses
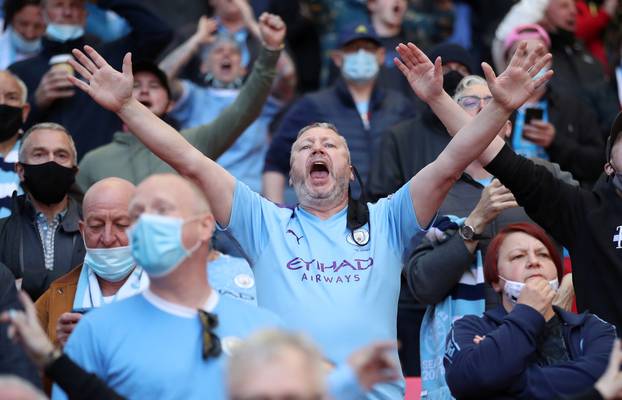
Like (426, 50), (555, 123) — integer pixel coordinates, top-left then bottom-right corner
(198, 309), (222, 360)
(456, 95), (493, 111)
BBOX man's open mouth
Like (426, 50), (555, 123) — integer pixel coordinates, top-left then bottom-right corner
(309, 161), (329, 180)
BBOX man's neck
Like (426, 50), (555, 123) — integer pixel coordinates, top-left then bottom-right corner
(371, 17), (400, 37)
(0, 135), (19, 157)
(97, 273), (131, 297)
(31, 195), (69, 222)
(300, 196), (349, 220)
(149, 257), (212, 309)
(347, 80), (375, 104)
(220, 17), (245, 34)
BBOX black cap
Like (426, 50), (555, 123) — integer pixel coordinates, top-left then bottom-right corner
(427, 43), (474, 74)
(338, 22), (381, 48)
(132, 60), (172, 99)
(606, 111), (622, 161)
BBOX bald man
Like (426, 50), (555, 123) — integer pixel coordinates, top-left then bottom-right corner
(52, 173), (282, 400)
(0, 70), (30, 217)
(35, 177), (148, 347)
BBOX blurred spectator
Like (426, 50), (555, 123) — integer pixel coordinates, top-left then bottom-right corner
(0, 70), (29, 217)
(263, 22), (414, 203)
(576, 0), (619, 73)
(0, 0), (45, 69)
(503, 24), (605, 187)
(444, 223), (616, 399)
(493, 0), (619, 133)
(158, 17), (288, 193)
(209, 250), (257, 305)
(2, 289), (124, 400)
(84, 2), (130, 43)
(52, 174), (282, 400)
(229, 330), (402, 399)
(0, 123), (84, 301)
(34, 178), (147, 348)
(8, 0), (172, 160)
(0, 264), (41, 390)
(0, 376), (46, 399)
(76, 14), (283, 192)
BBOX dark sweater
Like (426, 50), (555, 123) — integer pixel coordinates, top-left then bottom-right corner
(8, 0), (173, 160)
(486, 144), (622, 333)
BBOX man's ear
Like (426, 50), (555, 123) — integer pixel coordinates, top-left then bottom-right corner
(375, 47), (386, 65)
(15, 162), (24, 182)
(349, 165), (354, 181)
(605, 161), (615, 176)
(21, 103), (30, 122)
(330, 51), (343, 68)
(491, 280), (503, 293)
(78, 220), (85, 236)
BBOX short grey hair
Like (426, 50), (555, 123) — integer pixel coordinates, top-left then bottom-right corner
(0, 70), (28, 103)
(228, 329), (326, 393)
(201, 33), (242, 62)
(19, 122), (78, 164)
(290, 122), (351, 166)
(0, 375), (47, 400)
(453, 75), (488, 101)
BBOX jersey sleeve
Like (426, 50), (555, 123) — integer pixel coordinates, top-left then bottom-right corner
(371, 180), (429, 254)
(217, 180), (278, 263)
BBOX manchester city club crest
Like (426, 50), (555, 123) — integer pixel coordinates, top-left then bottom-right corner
(352, 227), (370, 246)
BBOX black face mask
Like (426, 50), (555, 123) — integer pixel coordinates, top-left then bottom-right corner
(21, 161), (77, 205)
(0, 104), (23, 142)
(443, 70), (465, 97)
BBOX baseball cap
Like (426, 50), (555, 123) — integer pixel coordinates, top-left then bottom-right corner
(131, 60), (172, 99)
(503, 24), (551, 57)
(337, 22), (381, 48)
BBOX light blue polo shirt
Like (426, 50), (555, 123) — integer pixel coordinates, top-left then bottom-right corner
(52, 290), (282, 400)
(221, 180), (424, 399)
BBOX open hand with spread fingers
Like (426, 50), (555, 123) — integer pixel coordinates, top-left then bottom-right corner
(483, 41), (553, 112)
(394, 43), (443, 104)
(67, 45), (134, 114)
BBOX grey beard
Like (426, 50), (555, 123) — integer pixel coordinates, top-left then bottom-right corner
(293, 174), (349, 209)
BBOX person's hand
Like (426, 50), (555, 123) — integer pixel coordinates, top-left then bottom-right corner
(0, 291), (55, 368)
(68, 46), (134, 114)
(394, 43), (443, 104)
(523, 120), (556, 148)
(595, 339), (622, 400)
(473, 335), (486, 345)
(553, 273), (574, 311)
(191, 16), (218, 47)
(484, 41), (553, 112)
(517, 277), (556, 317)
(258, 12), (286, 50)
(55, 312), (83, 347)
(348, 341), (401, 391)
(34, 68), (75, 109)
(465, 179), (518, 234)
(233, 0), (256, 28)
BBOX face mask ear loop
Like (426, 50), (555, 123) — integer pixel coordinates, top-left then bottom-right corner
(347, 165), (370, 246)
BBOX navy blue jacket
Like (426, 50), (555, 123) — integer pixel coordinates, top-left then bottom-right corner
(263, 77), (415, 186)
(444, 304), (616, 400)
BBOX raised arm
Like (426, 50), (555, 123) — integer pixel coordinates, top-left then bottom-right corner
(67, 48), (232, 225)
(158, 16), (218, 101)
(395, 42), (552, 227)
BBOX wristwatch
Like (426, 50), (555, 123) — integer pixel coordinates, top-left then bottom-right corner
(459, 224), (488, 241)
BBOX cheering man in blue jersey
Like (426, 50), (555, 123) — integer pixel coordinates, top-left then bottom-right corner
(67, 34), (552, 398)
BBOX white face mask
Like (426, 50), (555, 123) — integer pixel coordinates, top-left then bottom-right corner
(46, 23), (84, 42)
(500, 276), (559, 304)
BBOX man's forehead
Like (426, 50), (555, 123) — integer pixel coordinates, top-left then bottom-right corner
(0, 74), (21, 96)
(296, 128), (342, 142)
(26, 129), (71, 149)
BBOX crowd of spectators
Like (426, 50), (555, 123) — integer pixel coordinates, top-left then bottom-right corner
(1, 0), (622, 399)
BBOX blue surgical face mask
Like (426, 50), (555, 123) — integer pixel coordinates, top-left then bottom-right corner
(8, 26), (41, 54)
(500, 276), (559, 304)
(84, 244), (136, 282)
(46, 23), (84, 42)
(128, 214), (203, 278)
(341, 49), (379, 83)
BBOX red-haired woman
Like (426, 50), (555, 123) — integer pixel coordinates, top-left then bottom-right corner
(444, 223), (616, 400)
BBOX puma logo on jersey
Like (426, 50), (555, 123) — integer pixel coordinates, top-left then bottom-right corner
(287, 229), (303, 244)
